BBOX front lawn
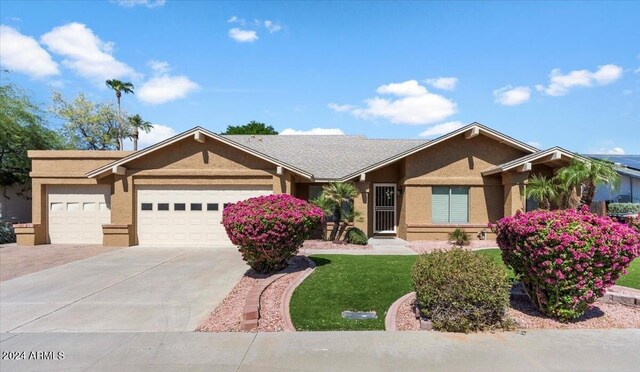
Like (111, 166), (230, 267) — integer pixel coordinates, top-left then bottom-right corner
(290, 250), (639, 331)
(290, 255), (416, 331)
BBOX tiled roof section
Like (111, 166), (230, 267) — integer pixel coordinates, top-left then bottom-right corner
(222, 135), (427, 180)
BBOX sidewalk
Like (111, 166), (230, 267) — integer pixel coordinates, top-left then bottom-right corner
(1, 329), (638, 371)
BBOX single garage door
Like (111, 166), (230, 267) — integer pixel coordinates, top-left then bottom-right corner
(136, 186), (272, 246)
(47, 185), (111, 244)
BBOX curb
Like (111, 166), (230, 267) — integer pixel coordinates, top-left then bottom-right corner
(241, 273), (285, 331)
(281, 256), (317, 332)
(385, 291), (416, 331)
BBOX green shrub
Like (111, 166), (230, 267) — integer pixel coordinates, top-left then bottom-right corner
(344, 227), (368, 245)
(0, 222), (16, 244)
(608, 203), (640, 214)
(412, 249), (511, 333)
(448, 228), (470, 247)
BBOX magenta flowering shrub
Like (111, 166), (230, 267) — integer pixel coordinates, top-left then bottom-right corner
(494, 207), (639, 322)
(223, 194), (324, 273)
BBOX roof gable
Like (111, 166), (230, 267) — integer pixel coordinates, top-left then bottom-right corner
(482, 147), (579, 175)
(86, 127), (313, 179)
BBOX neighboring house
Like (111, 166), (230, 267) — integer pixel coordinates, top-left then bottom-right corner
(0, 184), (31, 224)
(14, 122), (578, 247)
(587, 154), (640, 204)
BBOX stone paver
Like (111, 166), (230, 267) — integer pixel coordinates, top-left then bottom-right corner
(0, 329), (638, 371)
(0, 243), (124, 282)
(0, 245), (248, 332)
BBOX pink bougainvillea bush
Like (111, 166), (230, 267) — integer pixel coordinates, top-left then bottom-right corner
(493, 207), (639, 322)
(223, 194), (324, 273)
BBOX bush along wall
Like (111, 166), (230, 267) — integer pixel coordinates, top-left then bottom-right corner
(222, 194), (324, 273)
(494, 207), (639, 322)
(608, 203), (640, 214)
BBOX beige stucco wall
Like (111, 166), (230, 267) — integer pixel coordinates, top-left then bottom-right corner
(400, 134), (529, 241)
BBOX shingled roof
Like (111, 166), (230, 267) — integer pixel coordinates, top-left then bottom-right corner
(223, 135), (427, 180)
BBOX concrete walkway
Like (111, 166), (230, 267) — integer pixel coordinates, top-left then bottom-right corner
(1, 329), (638, 371)
(0, 245), (248, 332)
(302, 237), (417, 256)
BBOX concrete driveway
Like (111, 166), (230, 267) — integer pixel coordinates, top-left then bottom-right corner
(0, 245), (248, 332)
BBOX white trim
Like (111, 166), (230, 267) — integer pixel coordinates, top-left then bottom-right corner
(194, 131), (205, 143)
(112, 165), (126, 175)
(339, 122), (538, 182)
(359, 173), (366, 182)
(516, 162), (532, 172)
(465, 127), (480, 139)
(276, 166), (283, 175)
(373, 183), (397, 234)
(86, 127), (313, 180)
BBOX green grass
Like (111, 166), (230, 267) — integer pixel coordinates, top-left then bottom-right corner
(290, 250), (640, 331)
(290, 255), (416, 331)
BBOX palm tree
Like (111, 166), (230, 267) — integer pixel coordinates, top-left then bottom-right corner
(105, 79), (134, 150)
(555, 159), (620, 208)
(321, 182), (359, 242)
(128, 114), (153, 151)
(526, 174), (559, 210)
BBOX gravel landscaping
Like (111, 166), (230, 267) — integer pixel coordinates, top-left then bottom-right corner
(301, 239), (372, 250)
(408, 239), (498, 254)
(197, 256), (309, 333)
(394, 293), (640, 331)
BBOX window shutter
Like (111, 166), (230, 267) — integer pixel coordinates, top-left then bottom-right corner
(450, 187), (469, 223)
(432, 186), (450, 223)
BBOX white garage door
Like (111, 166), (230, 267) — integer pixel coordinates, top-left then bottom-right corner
(47, 185), (111, 244)
(136, 186), (272, 246)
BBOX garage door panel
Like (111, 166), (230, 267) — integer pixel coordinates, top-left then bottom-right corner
(47, 185), (111, 244)
(136, 186), (271, 246)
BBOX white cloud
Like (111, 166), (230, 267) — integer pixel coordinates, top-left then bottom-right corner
(535, 64), (623, 96)
(493, 85), (531, 106)
(264, 20), (282, 33)
(228, 28), (258, 43)
(527, 141), (542, 148)
(41, 22), (138, 84)
(328, 103), (355, 112)
(342, 80), (456, 125)
(228, 16), (245, 25)
(0, 25), (59, 78)
(137, 124), (176, 148)
(376, 80), (427, 96)
(418, 121), (464, 137)
(424, 77), (458, 91)
(603, 147), (625, 155)
(280, 128), (345, 135)
(138, 75), (198, 104)
(113, 0), (166, 8)
(148, 60), (170, 74)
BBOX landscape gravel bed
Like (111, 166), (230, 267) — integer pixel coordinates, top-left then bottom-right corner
(257, 269), (306, 332)
(301, 240), (372, 250)
(409, 240), (498, 254)
(395, 296), (420, 331)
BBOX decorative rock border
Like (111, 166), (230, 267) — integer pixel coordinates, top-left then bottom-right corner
(385, 291), (416, 331)
(240, 256), (314, 331)
(511, 282), (640, 308)
(281, 256), (317, 332)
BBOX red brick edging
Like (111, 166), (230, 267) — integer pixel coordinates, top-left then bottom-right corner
(385, 291), (416, 331)
(240, 256), (314, 331)
(281, 256), (317, 332)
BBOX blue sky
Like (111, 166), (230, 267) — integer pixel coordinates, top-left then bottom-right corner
(1, 0), (639, 152)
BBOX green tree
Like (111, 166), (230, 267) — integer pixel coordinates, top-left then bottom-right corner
(50, 91), (129, 150)
(0, 82), (63, 195)
(128, 114), (153, 151)
(105, 79), (134, 149)
(525, 174), (560, 210)
(313, 182), (360, 242)
(555, 159), (620, 208)
(221, 121), (278, 135)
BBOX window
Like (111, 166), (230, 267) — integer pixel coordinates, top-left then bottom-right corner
(141, 203), (153, 211)
(207, 203), (219, 211)
(83, 203), (96, 211)
(174, 203), (186, 211)
(309, 185), (323, 201)
(432, 186), (469, 223)
(158, 203), (169, 211)
(191, 203), (202, 211)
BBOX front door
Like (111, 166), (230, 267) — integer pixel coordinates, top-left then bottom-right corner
(373, 184), (396, 233)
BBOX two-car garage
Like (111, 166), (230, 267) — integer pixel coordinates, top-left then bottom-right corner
(135, 186), (272, 246)
(46, 184), (271, 246)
